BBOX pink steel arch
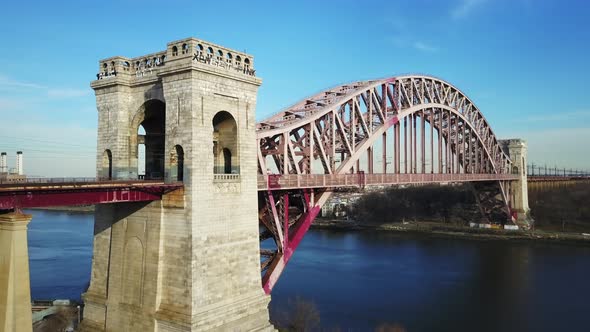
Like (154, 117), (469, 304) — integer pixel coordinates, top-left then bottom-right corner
(256, 75), (515, 293)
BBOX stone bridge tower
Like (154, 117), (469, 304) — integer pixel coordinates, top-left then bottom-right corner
(500, 139), (530, 225)
(80, 38), (272, 331)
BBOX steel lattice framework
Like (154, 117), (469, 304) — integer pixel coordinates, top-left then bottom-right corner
(256, 75), (517, 293)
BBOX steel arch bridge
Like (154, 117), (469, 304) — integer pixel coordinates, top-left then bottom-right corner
(256, 75), (521, 293)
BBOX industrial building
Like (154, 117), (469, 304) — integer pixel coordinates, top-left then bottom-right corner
(0, 151), (26, 182)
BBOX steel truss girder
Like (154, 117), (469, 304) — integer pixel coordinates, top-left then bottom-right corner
(259, 188), (323, 293)
(471, 181), (512, 223)
(256, 75), (514, 293)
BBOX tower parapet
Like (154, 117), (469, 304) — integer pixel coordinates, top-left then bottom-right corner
(94, 37), (256, 83)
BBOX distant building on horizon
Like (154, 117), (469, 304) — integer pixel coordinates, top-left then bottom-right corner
(0, 151), (27, 182)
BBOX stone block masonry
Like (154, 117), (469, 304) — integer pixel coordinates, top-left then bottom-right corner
(499, 139), (531, 227)
(0, 212), (33, 332)
(80, 37), (273, 331)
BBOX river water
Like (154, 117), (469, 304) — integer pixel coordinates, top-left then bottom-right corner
(26, 210), (590, 331)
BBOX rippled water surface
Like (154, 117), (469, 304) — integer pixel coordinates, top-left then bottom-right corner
(27, 210), (94, 300)
(26, 211), (590, 331)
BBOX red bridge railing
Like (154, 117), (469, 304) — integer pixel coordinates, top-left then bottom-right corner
(257, 173), (520, 191)
(0, 177), (165, 185)
(527, 176), (590, 182)
(0, 178), (182, 210)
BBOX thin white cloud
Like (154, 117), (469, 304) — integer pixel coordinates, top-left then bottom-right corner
(0, 75), (46, 89)
(413, 41), (438, 53)
(451, 0), (487, 19)
(0, 74), (89, 99)
(515, 110), (590, 123)
(47, 88), (90, 98)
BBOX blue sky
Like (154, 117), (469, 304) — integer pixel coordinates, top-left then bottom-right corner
(0, 0), (589, 176)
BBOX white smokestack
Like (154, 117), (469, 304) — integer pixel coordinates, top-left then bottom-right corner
(16, 151), (23, 176)
(0, 152), (6, 173)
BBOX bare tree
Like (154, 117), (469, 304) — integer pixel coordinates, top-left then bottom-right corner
(270, 297), (321, 331)
(33, 307), (76, 332)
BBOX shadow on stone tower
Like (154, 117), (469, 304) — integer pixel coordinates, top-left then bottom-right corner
(80, 37), (273, 331)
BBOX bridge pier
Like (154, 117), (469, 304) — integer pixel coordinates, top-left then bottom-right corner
(500, 139), (531, 225)
(0, 211), (33, 332)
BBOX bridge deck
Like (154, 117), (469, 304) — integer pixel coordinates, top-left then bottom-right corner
(2, 173), (581, 209)
(257, 173), (520, 191)
(0, 179), (182, 210)
(527, 176), (590, 182)
(0, 180), (176, 192)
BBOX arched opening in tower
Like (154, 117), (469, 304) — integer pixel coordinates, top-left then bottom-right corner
(137, 126), (146, 178)
(223, 148), (232, 174)
(212, 111), (238, 174)
(137, 100), (166, 179)
(170, 145), (184, 182)
(102, 149), (112, 180)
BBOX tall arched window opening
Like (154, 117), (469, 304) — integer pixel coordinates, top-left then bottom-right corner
(223, 148), (232, 174)
(136, 100), (166, 179)
(212, 111), (238, 174)
(102, 149), (112, 180)
(170, 145), (184, 182)
(137, 125), (146, 179)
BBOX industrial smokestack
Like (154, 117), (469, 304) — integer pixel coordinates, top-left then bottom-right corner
(16, 151), (23, 176)
(0, 152), (6, 173)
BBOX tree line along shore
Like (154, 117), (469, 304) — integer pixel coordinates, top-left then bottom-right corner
(314, 183), (590, 244)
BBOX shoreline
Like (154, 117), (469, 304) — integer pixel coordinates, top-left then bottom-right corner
(25, 208), (590, 245)
(311, 219), (590, 246)
(29, 205), (95, 213)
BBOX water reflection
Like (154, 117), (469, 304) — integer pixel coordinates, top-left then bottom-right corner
(24, 211), (590, 331)
(271, 230), (590, 331)
(26, 210), (94, 300)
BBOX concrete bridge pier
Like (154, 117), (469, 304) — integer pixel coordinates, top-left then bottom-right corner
(0, 211), (33, 332)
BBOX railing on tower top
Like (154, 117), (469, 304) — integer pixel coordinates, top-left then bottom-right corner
(95, 39), (256, 81)
(213, 174), (240, 181)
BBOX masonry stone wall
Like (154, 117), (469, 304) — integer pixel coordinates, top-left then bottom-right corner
(500, 139), (530, 223)
(81, 37), (272, 332)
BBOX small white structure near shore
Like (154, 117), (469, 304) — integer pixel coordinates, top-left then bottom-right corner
(469, 222), (519, 231)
